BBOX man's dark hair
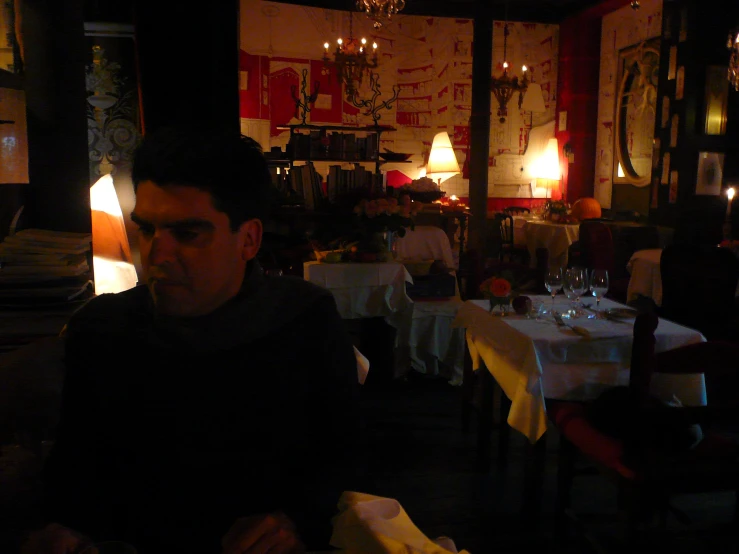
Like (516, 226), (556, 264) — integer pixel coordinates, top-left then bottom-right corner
(131, 125), (271, 230)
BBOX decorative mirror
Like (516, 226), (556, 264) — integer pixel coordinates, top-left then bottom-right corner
(613, 38), (660, 187)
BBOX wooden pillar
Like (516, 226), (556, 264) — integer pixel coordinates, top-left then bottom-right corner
(467, 0), (493, 255)
(22, 0), (91, 233)
(133, 0), (240, 134)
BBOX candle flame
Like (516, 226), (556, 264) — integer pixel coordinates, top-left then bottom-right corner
(728, 187), (736, 200)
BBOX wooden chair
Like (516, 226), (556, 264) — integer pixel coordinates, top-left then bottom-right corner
(549, 311), (739, 547)
(503, 206), (531, 215)
(491, 212), (529, 264)
(659, 244), (739, 341)
(578, 219), (629, 303)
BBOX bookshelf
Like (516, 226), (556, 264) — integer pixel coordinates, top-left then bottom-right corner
(277, 123), (397, 177)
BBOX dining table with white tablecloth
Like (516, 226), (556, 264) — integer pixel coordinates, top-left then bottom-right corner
(451, 295), (707, 444)
(521, 220), (579, 269)
(304, 260), (465, 384)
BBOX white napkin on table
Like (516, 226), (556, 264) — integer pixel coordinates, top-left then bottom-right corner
(330, 491), (470, 554)
(566, 317), (632, 340)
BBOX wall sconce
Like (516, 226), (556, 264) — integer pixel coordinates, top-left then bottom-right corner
(530, 137), (561, 198)
(728, 28), (739, 91)
(90, 174), (138, 294)
(425, 131), (460, 189)
(490, 21), (530, 123)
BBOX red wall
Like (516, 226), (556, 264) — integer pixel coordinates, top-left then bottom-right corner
(556, 0), (632, 203)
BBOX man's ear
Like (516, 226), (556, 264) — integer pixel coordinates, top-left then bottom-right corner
(240, 219), (263, 262)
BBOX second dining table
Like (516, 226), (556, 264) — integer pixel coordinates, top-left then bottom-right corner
(520, 219), (579, 269)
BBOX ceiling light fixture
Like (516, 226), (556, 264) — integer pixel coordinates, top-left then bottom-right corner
(356, 0), (405, 29)
(323, 12), (378, 97)
(490, 7), (529, 123)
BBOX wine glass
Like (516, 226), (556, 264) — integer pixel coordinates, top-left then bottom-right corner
(590, 269), (610, 313)
(568, 267), (588, 314)
(544, 267), (563, 314)
(563, 269), (582, 317)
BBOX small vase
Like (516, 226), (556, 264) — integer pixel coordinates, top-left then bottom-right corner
(489, 296), (511, 316)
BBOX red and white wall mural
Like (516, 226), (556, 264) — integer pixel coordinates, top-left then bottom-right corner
(239, 0), (558, 199)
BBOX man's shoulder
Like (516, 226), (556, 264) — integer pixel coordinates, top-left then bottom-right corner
(65, 285), (150, 334)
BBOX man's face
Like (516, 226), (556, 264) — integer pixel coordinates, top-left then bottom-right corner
(132, 181), (262, 317)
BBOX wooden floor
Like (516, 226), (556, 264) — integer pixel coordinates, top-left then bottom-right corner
(358, 370), (738, 554)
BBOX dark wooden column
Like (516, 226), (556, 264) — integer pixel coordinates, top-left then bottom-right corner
(133, 0), (240, 134)
(22, 0), (91, 233)
(467, 0), (493, 255)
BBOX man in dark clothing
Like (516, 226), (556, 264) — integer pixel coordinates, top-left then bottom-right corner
(23, 127), (361, 554)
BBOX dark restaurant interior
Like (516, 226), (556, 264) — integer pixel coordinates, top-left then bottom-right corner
(1, 0), (739, 552)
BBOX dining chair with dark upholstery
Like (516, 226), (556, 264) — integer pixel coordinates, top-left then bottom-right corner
(659, 244), (739, 341)
(549, 311), (739, 548)
(577, 219), (629, 303)
(490, 212), (529, 265)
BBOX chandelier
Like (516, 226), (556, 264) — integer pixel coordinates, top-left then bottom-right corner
(729, 28), (739, 91)
(490, 21), (529, 123)
(356, 0), (405, 29)
(323, 12), (378, 96)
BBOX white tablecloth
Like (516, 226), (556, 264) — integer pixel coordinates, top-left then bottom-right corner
(523, 220), (579, 269)
(451, 295), (706, 443)
(304, 261), (413, 319)
(626, 248), (663, 305)
(304, 261), (464, 384)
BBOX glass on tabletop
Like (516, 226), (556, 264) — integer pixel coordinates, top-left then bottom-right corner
(543, 266), (563, 314)
(589, 268), (610, 314)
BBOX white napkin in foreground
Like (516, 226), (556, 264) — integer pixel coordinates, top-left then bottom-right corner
(330, 491), (471, 554)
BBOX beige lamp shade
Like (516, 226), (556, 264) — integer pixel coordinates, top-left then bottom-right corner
(425, 131), (460, 184)
(531, 137), (561, 181)
(90, 174), (138, 294)
(521, 82), (546, 113)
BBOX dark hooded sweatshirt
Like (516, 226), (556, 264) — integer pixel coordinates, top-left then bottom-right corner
(42, 262), (362, 553)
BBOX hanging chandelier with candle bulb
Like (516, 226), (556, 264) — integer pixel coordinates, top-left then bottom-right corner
(490, 21), (529, 123)
(728, 28), (739, 91)
(323, 12), (378, 96)
(356, 0), (405, 29)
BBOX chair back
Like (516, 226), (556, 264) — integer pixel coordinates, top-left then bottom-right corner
(503, 206), (530, 215)
(578, 220), (615, 273)
(660, 244), (739, 340)
(630, 310), (739, 420)
(493, 213), (514, 245)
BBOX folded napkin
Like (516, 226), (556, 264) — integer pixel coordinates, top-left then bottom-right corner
(567, 319), (630, 340)
(330, 491), (470, 554)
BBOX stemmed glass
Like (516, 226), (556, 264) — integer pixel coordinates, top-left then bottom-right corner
(563, 268), (586, 317)
(568, 267), (588, 315)
(590, 269), (610, 313)
(544, 267), (563, 314)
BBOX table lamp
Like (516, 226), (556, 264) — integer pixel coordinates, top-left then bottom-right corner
(90, 174), (139, 294)
(530, 137), (561, 198)
(425, 131), (460, 190)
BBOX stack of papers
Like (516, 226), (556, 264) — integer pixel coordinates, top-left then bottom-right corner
(0, 229), (93, 304)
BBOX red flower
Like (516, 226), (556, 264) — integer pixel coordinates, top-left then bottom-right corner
(490, 278), (512, 297)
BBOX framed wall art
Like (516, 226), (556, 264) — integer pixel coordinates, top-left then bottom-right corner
(695, 151), (724, 195)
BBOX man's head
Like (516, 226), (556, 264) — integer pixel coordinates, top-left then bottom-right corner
(130, 126), (271, 317)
